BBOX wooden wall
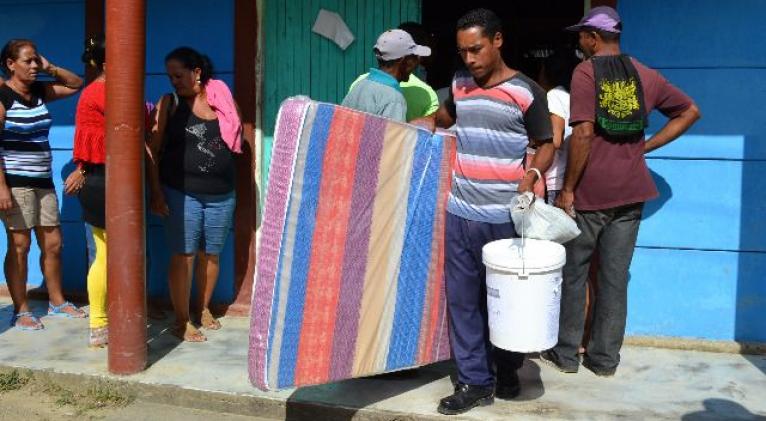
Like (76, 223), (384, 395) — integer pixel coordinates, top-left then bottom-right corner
(260, 0), (421, 189)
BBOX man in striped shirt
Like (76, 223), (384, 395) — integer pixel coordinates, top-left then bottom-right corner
(435, 8), (554, 415)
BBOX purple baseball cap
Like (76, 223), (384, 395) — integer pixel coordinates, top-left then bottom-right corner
(565, 6), (622, 33)
(374, 29), (431, 61)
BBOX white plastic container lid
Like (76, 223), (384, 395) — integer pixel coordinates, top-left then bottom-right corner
(483, 238), (566, 273)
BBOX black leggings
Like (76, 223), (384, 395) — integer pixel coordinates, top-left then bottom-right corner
(78, 164), (105, 229)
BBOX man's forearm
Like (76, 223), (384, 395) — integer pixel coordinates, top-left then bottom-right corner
(644, 104), (701, 154)
(530, 141), (555, 174)
(517, 141), (554, 192)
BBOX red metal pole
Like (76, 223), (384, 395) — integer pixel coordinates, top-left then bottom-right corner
(105, 0), (147, 375)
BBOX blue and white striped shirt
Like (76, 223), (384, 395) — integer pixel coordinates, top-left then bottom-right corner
(0, 82), (54, 188)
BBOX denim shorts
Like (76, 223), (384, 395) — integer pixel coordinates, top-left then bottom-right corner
(162, 185), (236, 255)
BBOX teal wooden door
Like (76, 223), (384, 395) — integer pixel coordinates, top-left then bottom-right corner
(261, 0), (421, 197)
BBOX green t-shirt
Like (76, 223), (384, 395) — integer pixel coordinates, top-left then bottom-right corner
(349, 72), (439, 121)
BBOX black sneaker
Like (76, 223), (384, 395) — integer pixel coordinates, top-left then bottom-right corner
(437, 383), (494, 415)
(582, 358), (617, 377)
(539, 350), (579, 373)
(495, 370), (521, 400)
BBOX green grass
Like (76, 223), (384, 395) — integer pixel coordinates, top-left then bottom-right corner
(79, 383), (135, 412)
(0, 370), (30, 392)
(35, 376), (136, 415)
(0, 370), (136, 416)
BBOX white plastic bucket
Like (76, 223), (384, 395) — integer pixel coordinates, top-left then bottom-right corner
(482, 238), (566, 353)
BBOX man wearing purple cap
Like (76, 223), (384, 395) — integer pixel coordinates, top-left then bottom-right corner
(341, 29), (430, 122)
(541, 6), (701, 376)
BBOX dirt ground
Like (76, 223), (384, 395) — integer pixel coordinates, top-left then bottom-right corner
(0, 370), (270, 421)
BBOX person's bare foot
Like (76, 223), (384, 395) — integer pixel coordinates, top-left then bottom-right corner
(12, 312), (44, 330)
(89, 326), (109, 348)
(172, 321), (206, 342)
(200, 309), (221, 330)
(48, 301), (86, 318)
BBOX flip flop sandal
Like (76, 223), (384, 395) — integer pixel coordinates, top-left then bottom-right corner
(173, 322), (207, 342)
(48, 301), (87, 318)
(11, 312), (44, 330)
(201, 309), (221, 330)
(89, 326), (109, 348)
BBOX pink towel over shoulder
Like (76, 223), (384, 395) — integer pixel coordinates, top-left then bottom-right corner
(205, 79), (242, 153)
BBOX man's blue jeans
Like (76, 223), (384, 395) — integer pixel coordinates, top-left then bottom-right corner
(445, 212), (525, 387)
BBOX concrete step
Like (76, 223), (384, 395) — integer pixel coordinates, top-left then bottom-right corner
(1, 299), (765, 420)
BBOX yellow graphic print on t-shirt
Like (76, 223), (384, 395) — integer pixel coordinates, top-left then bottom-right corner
(598, 78), (640, 119)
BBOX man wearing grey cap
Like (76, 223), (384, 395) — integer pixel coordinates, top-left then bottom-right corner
(341, 29), (430, 122)
(541, 6), (700, 376)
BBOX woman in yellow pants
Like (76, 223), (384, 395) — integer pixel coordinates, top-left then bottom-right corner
(64, 35), (108, 346)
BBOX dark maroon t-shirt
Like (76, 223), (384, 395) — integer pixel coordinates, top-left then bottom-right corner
(570, 55), (693, 211)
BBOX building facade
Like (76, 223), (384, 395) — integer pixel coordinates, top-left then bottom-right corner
(0, 0), (762, 344)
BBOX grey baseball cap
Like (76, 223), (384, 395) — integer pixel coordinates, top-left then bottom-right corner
(566, 6), (622, 33)
(373, 29), (431, 61)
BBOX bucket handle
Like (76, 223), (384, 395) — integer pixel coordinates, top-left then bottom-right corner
(521, 205), (526, 276)
(510, 194), (534, 277)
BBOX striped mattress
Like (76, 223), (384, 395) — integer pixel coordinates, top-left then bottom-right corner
(249, 97), (456, 390)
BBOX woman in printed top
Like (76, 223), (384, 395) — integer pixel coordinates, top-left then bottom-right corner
(0, 39), (84, 330)
(538, 47), (581, 204)
(148, 47), (242, 342)
(60, 35), (111, 346)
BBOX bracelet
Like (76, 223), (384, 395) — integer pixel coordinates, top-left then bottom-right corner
(48, 65), (58, 78)
(79, 167), (86, 176)
(526, 167), (542, 182)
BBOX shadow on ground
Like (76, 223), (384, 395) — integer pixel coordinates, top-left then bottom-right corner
(284, 361), (452, 420)
(682, 398), (766, 420)
(516, 358), (545, 402)
(0, 300), (52, 335)
(284, 356), (546, 420)
(743, 354), (766, 376)
(145, 311), (184, 368)
(0, 303), (14, 335)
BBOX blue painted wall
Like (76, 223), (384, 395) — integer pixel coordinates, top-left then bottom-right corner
(0, 0), (237, 303)
(2, 0), (762, 342)
(620, 0), (766, 342)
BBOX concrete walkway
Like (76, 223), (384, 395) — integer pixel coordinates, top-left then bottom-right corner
(0, 298), (764, 420)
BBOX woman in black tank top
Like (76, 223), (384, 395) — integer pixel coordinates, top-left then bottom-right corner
(160, 97), (235, 195)
(147, 47), (240, 343)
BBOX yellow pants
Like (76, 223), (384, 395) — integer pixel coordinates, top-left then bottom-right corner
(87, 227), (108, 329)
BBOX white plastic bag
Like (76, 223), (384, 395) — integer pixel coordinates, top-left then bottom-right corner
(510, 192), (581, 244)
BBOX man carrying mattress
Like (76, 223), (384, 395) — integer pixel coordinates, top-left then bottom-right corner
(342, 29), (431, 122)
(434, 8), (555, 415)
(348, 22), (440, 125)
